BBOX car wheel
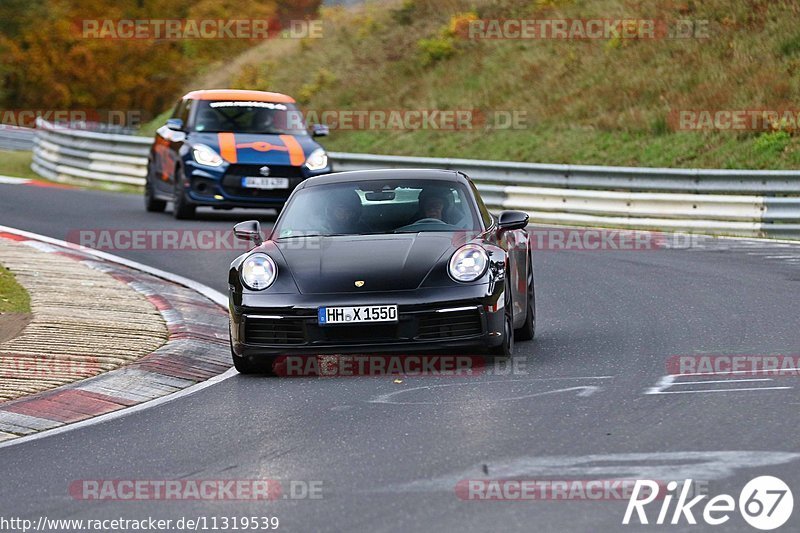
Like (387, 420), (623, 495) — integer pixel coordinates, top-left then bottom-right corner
(515, 261), (536, 341)
(172, 166), (196, 220)
(230, 346), (274, 375)
(490, 286), (514, 357)
(144, 172), (167, 213)
(232, 353), (262, 374)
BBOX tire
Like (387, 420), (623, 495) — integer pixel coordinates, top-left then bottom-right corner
(515, 261), (536, 342)
(232, 353), (263, 374)
(144, 172), (167, 213)
(490, 285), (514, 357)
(172, 166), (196, 220)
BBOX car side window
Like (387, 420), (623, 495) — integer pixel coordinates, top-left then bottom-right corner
(171, 99), (191, 125)
(179, 100), (191, 124)
(469, 181), (494, 229)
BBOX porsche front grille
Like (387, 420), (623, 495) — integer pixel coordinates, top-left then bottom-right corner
(244, 317), (305, 345)
(416, 309), (482, 340)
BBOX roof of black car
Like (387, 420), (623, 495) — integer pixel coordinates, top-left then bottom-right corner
(300, 169), (467, 188)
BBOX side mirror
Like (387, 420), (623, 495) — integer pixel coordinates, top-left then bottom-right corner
(497, 210), (529, 232)
(311, 123), (329, 137)
(234, 220), (263, 247)
(166, 118), (184, 131)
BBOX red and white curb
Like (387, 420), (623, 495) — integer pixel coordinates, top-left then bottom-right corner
(0, 226), (233, 444)
(0, 175), (75, 189)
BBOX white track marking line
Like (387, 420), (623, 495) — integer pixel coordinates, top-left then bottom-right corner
(646, 373), (794, 395)
(649, 386), (792, 395)
(369, 376), (612, 405)
(670, 378), (774, 385)
(0, 176), (31, 184)
(382, 451), (800, 494)
(678, 368), (800, 377)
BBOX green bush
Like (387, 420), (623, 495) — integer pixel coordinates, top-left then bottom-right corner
(417, 36), (456, 65)
(753, 131), (791, 155)
(779, 33), (800, 56)
(391, 0), (416, 26)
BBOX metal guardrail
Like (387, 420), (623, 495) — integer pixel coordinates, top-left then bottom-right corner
(30, 119), (800, 238)
(32, 119), (150, 185)
(331, 155), (800, 238)
(0, 126), (36, 151)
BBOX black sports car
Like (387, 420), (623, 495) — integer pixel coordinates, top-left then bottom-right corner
(228, 169), (535, 374)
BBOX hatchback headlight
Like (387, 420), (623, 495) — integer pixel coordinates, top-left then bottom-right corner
(193, 144), (224, 167)
(448, 244), (489, 282)
(241, 253), (277, 290)
(304, 148), (328, 171)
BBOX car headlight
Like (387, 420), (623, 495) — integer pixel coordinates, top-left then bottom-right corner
(193, 144), (224, 167)
(241, 253), (277, 291)
(304, 148), (328, 171)
(448, 244), (489, 282)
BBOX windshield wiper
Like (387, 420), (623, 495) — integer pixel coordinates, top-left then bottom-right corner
(278, 232), (386, 239)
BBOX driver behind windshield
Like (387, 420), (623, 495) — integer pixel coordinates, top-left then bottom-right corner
(253, 108), (276, 131)
(195, 109), (223, 132)
(411, 188), (452, 224)
(322, 190), (363, 234)
(422, 195), (445, 220)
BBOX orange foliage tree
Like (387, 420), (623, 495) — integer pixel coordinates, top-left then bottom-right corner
(0, 0), (321, 122)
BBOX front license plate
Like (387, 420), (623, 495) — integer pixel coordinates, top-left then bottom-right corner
(241, 177), (289, 190)
(318, 305), (398, 325)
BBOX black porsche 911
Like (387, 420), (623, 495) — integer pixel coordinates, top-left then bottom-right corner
(228, 169), (535, 374)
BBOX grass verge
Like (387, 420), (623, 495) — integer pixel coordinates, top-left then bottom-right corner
(0, 264), (30, 314)
(136, 0), (800, 170)
(0, 150), (39, 180)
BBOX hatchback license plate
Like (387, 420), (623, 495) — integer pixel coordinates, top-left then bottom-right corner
(241, 177), (289, 190)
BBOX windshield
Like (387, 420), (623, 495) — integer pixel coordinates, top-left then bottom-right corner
(273, 179), (482, 238)
(191, 100), (308, 135)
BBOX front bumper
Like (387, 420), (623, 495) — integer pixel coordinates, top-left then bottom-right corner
(230, 284), (505, 357)
(184, 161), (332, 207)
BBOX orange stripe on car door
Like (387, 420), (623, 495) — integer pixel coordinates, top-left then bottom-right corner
(280, 135), (306, 166)
(218, 133), (238, 164)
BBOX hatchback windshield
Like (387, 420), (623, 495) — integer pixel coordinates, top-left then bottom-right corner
(192, 100), (308, 135)
(273, 179), (482, 238)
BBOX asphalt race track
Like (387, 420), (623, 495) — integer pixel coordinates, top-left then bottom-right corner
(2, 182), (800, 531)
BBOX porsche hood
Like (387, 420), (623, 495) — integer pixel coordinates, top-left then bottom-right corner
(275, 233), (456, 294)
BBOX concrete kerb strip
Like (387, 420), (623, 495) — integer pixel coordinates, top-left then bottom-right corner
(0, 238), (167, 401)
(0, 226), (234, 445)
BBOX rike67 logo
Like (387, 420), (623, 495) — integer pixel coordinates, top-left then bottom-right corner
(623, 476), (793, 530)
